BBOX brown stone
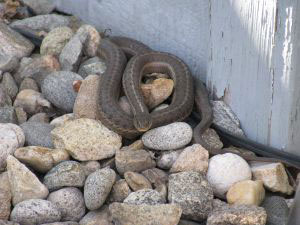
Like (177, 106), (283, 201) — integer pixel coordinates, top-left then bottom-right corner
(109, 179), (131, 202)
(0, 189), (11, 220)
(124, 172), (152, 191)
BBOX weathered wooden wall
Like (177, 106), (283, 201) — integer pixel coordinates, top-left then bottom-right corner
(54, 0), (300, 155)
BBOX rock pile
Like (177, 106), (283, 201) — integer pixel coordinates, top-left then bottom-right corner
(0, 4), (296, 225)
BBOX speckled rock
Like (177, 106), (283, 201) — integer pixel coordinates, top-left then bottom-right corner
(156, 149), (183, 169)
(0, 172), (11, 198)
(79, 206), (113, 225)
(10, 199), (61, 225)
(0, 123), (25, 170)
(202, 128), (224, 150)
(0, 106), (17, 124)
(1, 73), (18, 99)
(118, 96), (132, 116)
(207, 153), (252, 197)
(20, 0), (55, 15)
(84, 168), (116, 210)
(0, 86), (12, 107)
(20, 122), (54, 147)
(0, 22), (34, 59)
(124, 189), (165, 205)
(73, 75), (100, 119)
(19, 78), (39, 92)
(7, 155), (49, 205)
(142, 168), (168, 187)
(50, 149), (70, 165)
(0, 55), (18, 73)
(47, 187), (85, 222)
(0, 220), (20, 225)
(14, 89), (51, 115)
(76, 25), (101, 57)
(115, 148), (156, 175)
(251, 162), (293, 195)
(80, 161), (101, 177)
(168, 171), (214, 221)
(10, 14), (71, 32)
(28, 112), (49, 123)
(78, 57), (106, 78)
(0, 188), (11, 220)
(226, 180), (265, 206)
(50, 113), (74, 127)
(109, 179), (131, 203)
(14, 107), (27, 124)
(43, 161), (86, 191)
(124, 171), (152, 191)
(14, 55), (60, 85)
(40, 27), (73, 56)
(142, 122), (193, 150)
(207, 204), (267, 225)
(42, 71), (82, 112)
(109, 203), (182, 225)
(141, 78), (174, 109)
(52, 118), (121, 161)
(261, 196), (289, 225)
(41, 222), (79, 225)
(170, 144), (209, 174)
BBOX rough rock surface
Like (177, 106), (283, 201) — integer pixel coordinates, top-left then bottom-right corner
(80, 161), (101, 177)
(1, 73), (18, 99)
(78, 57), (106, 78)
(124, 171), (152, 191)
(124, 189), (165, 205)
(79, 206), (113, 225)
(20, 0), (55, 15)
(156, 149), (182, 169)
(109, 179), (131, 203)
(0, 55), (18, 73)
(0, 106), (17, 124)
(0, 188), (11, 220)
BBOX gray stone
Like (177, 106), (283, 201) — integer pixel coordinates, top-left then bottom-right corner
(79, 206), (113, 225)
(78, 57), (106, 78)
(261, 196), (289, 225)
(10, 199), (61, 225)
(47, 187), (86, 222)
(1, 73), (18, 99)
(0, 220), (20, 225)
(14, 107), (27, 124)
(80, 161), (101, 177)
(42, 71), (82, 112)
(168, 171), (214, 221)
(109, 179), (131, 203)
(43, 161), (86, 191)
(19, 78), (39, 92)
(142, 168), (168, 186)
(109, 203), (182, 225)
(142, 122), (193, 150)
(41, 222), (78, 225)
(0, 188), (11, 220)
(10, 14), (71, 32)
(28, 112), (49, 123)
(156, 149), (183, 170)
(0, 22), (34, 59)
(124, 171), (152, 191)
(20, 0), (55, 15)
(40, 27), (74, 56)
(0, 106), (17, 124)
(20, 122), (54, 147)
(84, 168), (116, 210)
(124, 189), (165, 205)
(0, 86), (12, 107)
(0, 55), (19, 73)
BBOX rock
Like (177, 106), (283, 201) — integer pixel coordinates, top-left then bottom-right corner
(142, 168), (168, 187)
(19, 78), (39, 92)
(109, 179), (131, 202)
(261, 196), (289, 225)
(127, 139), (144, 150)
(206, 204), (267, 225)
(285, 198), (294, 209)
(0, 220), (20, 225)
(14, 89), (51, 115)
(0, 86), (12, 107)
(141, 78), (174, 109)
(28, 112), (49, 123)
(1, 73), (18, 99)
(0, 123), (25, 170)
(0, 55), (18, 73)
(41, 222), (79, 225)
(152, 103), (169, 112)
(6, 155), (49, 206)
(201, 128), (224, 150)
(52, 118), (121, 161)
(78, 57), (106, 78)
(226, 180), (265, 206)
(50, 149), (70, 165)
(79, 206), (113, 225)
(50, 113), (74, 127)
(142, 122), (193, 150)
(10, 14), (71, 32)
(115, 148), (156, 175)
(84, 168), (116, 210)
(0, 22), (34, 59)
(207, 153), (252, 197)
(73, 75), (100, 119)
(59, 35), (84, 72)
(0, 106), (17, 123)
(124, 189), (165, 205)
(170, 144), (209, 174)
(40, 27), (73, 56)
(80, 161), (101, 177)
(42, 71), (82, 112)
(168, 171), (214, 221)
(10, 199), (61, 225)
(251, 162), (293, 195)
(118, 96), (132, 116)
(211, 100), (245, 136)
(156, 149), (183, 170)
(0, 189), (11, 220)
(0, 172), (11, 198)
(20, 122), (54, 147)
(76, 25), (101, 57)
(47, 187), (85, 222)
(20, 0), (55, 15)
(43, 161), (86, 191)
(13, 146), (63, 173)
(124, 171), (152, 191)
(14, 107), (27, 124)
(14, 55), (60, 85)
(155, 183), (168, 201)
(109, 203), (182, 225)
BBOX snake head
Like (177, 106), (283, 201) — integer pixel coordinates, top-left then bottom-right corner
(133, 113), (152, 132)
